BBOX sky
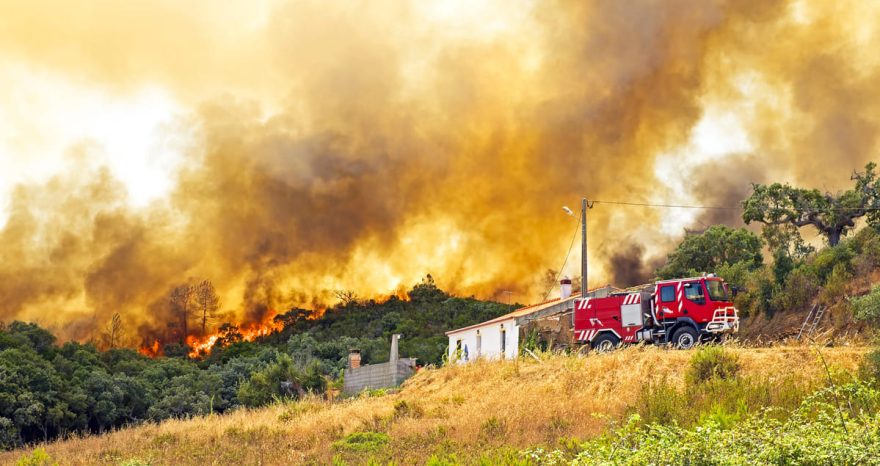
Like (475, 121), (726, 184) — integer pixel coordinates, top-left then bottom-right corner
(1, 0), (880, 342)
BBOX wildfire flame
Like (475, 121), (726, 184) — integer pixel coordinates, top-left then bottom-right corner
(136, 292), (408, 359)
(138, 339), (161, 358)
(186, 311), (285, 358)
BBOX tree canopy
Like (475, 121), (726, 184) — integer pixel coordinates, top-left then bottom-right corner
(742, 162), (880, 246)
(657, 226), (763, 279)
(0, 278), (512, 450)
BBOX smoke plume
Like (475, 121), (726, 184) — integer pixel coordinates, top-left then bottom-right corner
(1, 0), (880, 342)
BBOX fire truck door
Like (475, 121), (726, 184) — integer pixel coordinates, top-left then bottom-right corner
(682, 281), (710, 317)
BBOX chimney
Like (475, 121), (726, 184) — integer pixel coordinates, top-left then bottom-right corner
(390, 334), (400, 364)
(389, 334), (401, 385)
(348, 349), (361, 369)
(560, 276), (572, 299)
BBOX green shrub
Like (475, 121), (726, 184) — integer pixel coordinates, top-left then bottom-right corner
(360, 388), (390, 398)
(860, 348), (880, 380)
(777, 268), (820, 312)
(529, 381), (880, 465)
(851, 286), (880, 322)
(851, 227), (880, 266)
(392, 399), (423, 419)
(808, 243), (855, 283)
(331, 431), (390, 453)
(237, 355), (325, 407)
(686, 347), (741, 385)
(737, 267), (779, 317)
(634, 378), (687, 425)
(481, 416), (507, 438)
(119, 460), (151, 466)
(819, 263), (852, 305)
(15, 448), (57, 466)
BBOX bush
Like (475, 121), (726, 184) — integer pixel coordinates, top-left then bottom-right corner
(237, 355), (325, 407)
(634, 378), (687, 425)
(737, 267), (779, 317)
(860, 348), (880, 380)
(530, 381), (880, 465)
(851, 286), (880, 322)
(819, 263), (852, 305)
(15, 448), (57, 466)
(777, 268), (820, 312)
(686, 347), (740, 385)
(331, 431), (390, 453)
(807, 243), (855, 283)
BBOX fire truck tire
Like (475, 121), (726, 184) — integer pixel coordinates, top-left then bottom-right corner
(672, 327), (699, 349)
(591, 333), (620, 352)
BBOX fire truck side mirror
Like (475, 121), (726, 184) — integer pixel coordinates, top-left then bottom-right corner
(731, 286), (739, 297)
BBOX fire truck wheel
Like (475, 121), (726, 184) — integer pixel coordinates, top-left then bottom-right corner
(591, 333), (620, 352)
(672, 327), (699, 349)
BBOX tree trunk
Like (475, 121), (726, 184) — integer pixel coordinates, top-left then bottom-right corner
(828, 228), (842, 247)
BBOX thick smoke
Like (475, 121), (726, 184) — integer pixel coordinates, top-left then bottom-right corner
(1, 0), (880, 342)
(607, 244), (660, 288)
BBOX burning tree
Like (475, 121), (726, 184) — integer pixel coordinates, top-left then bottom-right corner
(101, 312), (123, 349)
(169, 282), (196, 344)
(195, 280), (220, 336)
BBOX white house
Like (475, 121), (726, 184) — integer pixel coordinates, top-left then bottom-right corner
(446, 279), (618, 363)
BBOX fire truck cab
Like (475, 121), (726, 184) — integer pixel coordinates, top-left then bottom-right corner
(573, 275), (739, 350)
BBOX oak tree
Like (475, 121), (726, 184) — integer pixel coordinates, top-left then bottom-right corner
(742, 162), (880, 246)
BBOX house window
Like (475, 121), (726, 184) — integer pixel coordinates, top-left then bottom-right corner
(455, 339), (462, 361)
(660, 285), (675, 303)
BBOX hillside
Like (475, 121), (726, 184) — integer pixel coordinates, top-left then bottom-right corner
(5, 345), (871, 465)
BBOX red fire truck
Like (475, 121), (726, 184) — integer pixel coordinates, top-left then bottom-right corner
(573, 275), (739, 350)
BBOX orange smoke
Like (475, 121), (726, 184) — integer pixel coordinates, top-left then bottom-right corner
(3, 0), (880, 346)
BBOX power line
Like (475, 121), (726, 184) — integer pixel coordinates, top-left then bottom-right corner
(591, 199), (880, 212)
(591, 200), (738, 210)
(542, 216), (580, 303)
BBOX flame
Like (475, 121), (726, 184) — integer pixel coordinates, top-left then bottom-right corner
(138, 339), (161, 358)
(185, 310), (285, 358)
(132, 290), (414, 359)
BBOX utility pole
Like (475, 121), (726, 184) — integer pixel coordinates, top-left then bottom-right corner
(581, 198), (593, 297)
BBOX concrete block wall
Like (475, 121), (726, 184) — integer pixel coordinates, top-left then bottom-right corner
(343, 358), (416, 394)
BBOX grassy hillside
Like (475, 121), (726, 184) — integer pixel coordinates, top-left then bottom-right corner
(5, 345), (870, 465)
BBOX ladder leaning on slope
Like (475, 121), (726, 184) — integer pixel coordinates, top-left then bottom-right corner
(796, 303), (827, 341)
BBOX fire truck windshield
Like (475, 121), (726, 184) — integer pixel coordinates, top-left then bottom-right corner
(706, 280), (728, 301)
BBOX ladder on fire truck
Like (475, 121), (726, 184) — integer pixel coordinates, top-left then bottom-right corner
(796, 304), (826, 341)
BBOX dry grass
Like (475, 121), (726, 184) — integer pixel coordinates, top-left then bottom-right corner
(3, 344), (869, 465)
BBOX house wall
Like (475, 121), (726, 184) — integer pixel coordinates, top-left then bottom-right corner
(447, 318), (518, 363)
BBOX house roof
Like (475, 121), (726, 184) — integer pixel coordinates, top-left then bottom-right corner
(445, 284), (618, 336)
